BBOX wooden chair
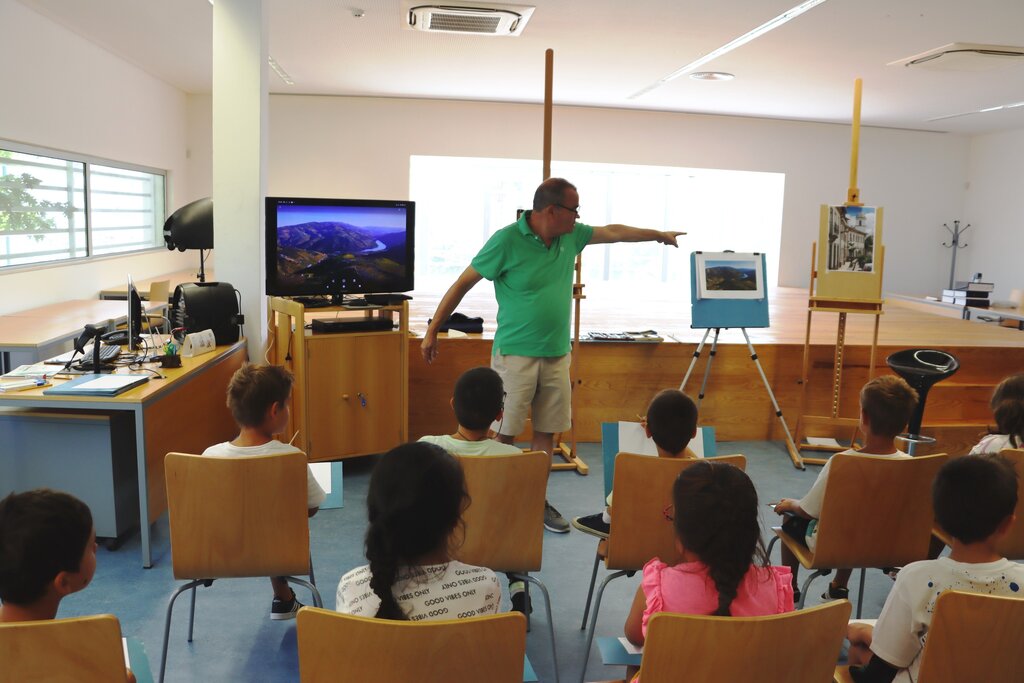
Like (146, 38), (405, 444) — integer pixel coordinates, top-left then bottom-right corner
(932, 448), (1024, 559)
(0, 614), (129, 683)
(767, 453), (948, 617)
(578, 453), (746, 683)
(296, 606), (527, 683)
(142, 279), (171, 333)
(834, 590), (1024, 683)
(453, 451), (558, 682)
(158, 451), (322, 683)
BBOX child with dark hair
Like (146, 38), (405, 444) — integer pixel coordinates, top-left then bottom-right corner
(203, 363), (325, 620)
(846, 454), (1024, 683)
(622, 461), (792, 679)
(0, 489), (96, 623)
(970, 373), (1024, 454)
(774, 375), (918, 602)
(573, 389), (699, 538)
(419, 366), (523, 457)
(335, 442), (501, 620)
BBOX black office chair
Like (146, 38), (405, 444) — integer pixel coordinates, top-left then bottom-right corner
(886, 349), (959, 453)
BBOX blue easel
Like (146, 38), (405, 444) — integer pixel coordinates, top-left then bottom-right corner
(682, 252), (803, 468)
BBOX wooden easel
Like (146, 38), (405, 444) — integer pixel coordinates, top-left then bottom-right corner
(788, 79), (885, 468)
(541, 48), (588, 475)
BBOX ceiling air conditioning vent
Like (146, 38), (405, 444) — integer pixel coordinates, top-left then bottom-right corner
(889, 43), (1024, 72)
(405, 3), (535, 36)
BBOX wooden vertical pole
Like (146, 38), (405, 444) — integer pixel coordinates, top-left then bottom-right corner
(847, 77), (862, 206)
(543, 49), (553, 182)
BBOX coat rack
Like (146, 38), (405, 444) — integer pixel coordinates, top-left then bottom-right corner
(941, 220), (970, 290)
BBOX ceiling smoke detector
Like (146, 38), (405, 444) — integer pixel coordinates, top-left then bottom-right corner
(889, 43), (1024, 72)
(404, 3), (535, 36)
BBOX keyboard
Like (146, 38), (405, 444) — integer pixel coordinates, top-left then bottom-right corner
(44, 343), (121, 366)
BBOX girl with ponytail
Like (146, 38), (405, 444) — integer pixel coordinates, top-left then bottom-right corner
(335, 442), (501, 620)
(971, 373), (1024, 454)
(624, 461), (793, 652)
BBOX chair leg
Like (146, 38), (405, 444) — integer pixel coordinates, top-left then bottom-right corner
(580, 550), (602, 630)
(524, 580), (531, 633)
(285, 576), (323, 608)
(514, 573), (559, 683)
(578, 570), (629, 683)
(187, 586), (197, 642)
(309, 552), (316, 587)
(766, 535), (779, 560)
(159, 580), (206, 683)
(798, 570), (827, 610)
(856, 568), (866, 619)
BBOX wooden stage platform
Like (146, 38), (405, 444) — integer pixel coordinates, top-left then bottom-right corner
(406, 285), (1024, 457)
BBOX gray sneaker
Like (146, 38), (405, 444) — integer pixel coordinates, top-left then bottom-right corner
(543, 500), (570, 533)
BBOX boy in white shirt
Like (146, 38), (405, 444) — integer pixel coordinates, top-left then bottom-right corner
(418, 366), (523, 458)
(845, 453), (1024, 682)
(774, 375), (918, 602)
(203, 363), (325, 620)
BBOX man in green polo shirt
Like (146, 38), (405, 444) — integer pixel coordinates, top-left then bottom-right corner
(422, 178), (683, 533)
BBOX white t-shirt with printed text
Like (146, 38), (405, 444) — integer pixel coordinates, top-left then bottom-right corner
(202, 439), (326, 509)
(335, 561), (501, 621)
(418, 434), (523, 457)
(870, 557), (1024, 682)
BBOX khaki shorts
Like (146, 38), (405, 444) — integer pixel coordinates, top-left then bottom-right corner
(490, 353), (571, 436)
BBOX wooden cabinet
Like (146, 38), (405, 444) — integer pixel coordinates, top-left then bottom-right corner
(268, 298), (408, 461)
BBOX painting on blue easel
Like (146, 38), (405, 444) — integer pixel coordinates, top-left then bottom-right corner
(690, 251), (770, 329)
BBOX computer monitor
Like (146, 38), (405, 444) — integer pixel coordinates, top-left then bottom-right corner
(127, 274), (143, 351)
(265, 197), (415, 300)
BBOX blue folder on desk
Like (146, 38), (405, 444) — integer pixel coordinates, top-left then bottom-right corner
(43, 373), (149, 397)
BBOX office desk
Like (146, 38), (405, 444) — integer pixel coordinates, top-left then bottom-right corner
(0, 299), (165, 372)
(99, 268), (215, 301)
(0, 340), (247, 567)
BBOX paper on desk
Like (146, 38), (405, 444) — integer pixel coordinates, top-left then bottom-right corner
(618, 637), (644, 655)
(806, 437), (842, 448)
(2, 363), (50, 379)
(75, 375), (146, 390)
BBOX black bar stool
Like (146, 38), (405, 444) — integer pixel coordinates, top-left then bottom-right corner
(886, 349), (960, 454)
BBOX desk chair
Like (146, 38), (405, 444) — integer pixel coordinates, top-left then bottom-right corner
(834, 590), (1024, 683)
(932, 448), (1024, 559)
(453, 451), (559, 682)
(159, 451), (322, 683)
(578, 453), (746, 683)
(296, 607), (527, 683)
(0, 614), (129, 683)
(142, 279), (171, 334)
(767, 453), (948, 617)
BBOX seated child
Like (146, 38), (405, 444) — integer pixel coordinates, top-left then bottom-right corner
(846, 453), (1024, 682)
(335, 442), (501, 620)
(203, 363), (325, 620)
(0, 489), (135, 682)
(774, 375), (918, 601)
(622, 461), (792, 679)
(970, 373), (1024, 454)
(573, 389), (698, 539)
(418, 366), (523, 457)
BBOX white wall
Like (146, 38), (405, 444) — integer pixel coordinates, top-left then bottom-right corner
(962, 128), (1024, 300)
(0, 0), (194, 315)
(266, 95), (972, 296)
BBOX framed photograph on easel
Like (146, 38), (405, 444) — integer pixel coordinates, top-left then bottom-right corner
(816, 205), (884, 300)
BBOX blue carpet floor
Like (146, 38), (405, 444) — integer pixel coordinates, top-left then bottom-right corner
(56, 441), (897, 682)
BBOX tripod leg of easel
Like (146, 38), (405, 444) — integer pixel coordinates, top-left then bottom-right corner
(741, 329), (804, 470)
(695, 328), (721, 412)
(680, 328), (712, 392)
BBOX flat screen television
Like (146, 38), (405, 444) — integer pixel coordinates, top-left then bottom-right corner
(265, 197), (415, 301)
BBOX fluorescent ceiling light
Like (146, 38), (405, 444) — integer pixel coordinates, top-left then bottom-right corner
(630, 0), (830, 99)
(268, 56), (294, 86)
(927, 98), (1024, 122)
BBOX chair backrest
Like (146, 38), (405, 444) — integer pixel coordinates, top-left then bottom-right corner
(605, 453), (746, 570)
(639, 599), (851, 682)
(995, 449), (1024, 559)
(148, 279), (171, 305)
(0, 614), (128, 683)
(296, 607), (526, 683)
(813, 453), (948, 568)
(165, 451), (310, 579)
(454, 451), (548, 573)
(917, 590), (1024, 683)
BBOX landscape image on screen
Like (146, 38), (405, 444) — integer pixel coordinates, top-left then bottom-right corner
(703, 259), (758, 291)
(275, 204), (408, 292)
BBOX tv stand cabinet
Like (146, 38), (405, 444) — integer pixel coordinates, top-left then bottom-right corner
(268, 297), (408, 461)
